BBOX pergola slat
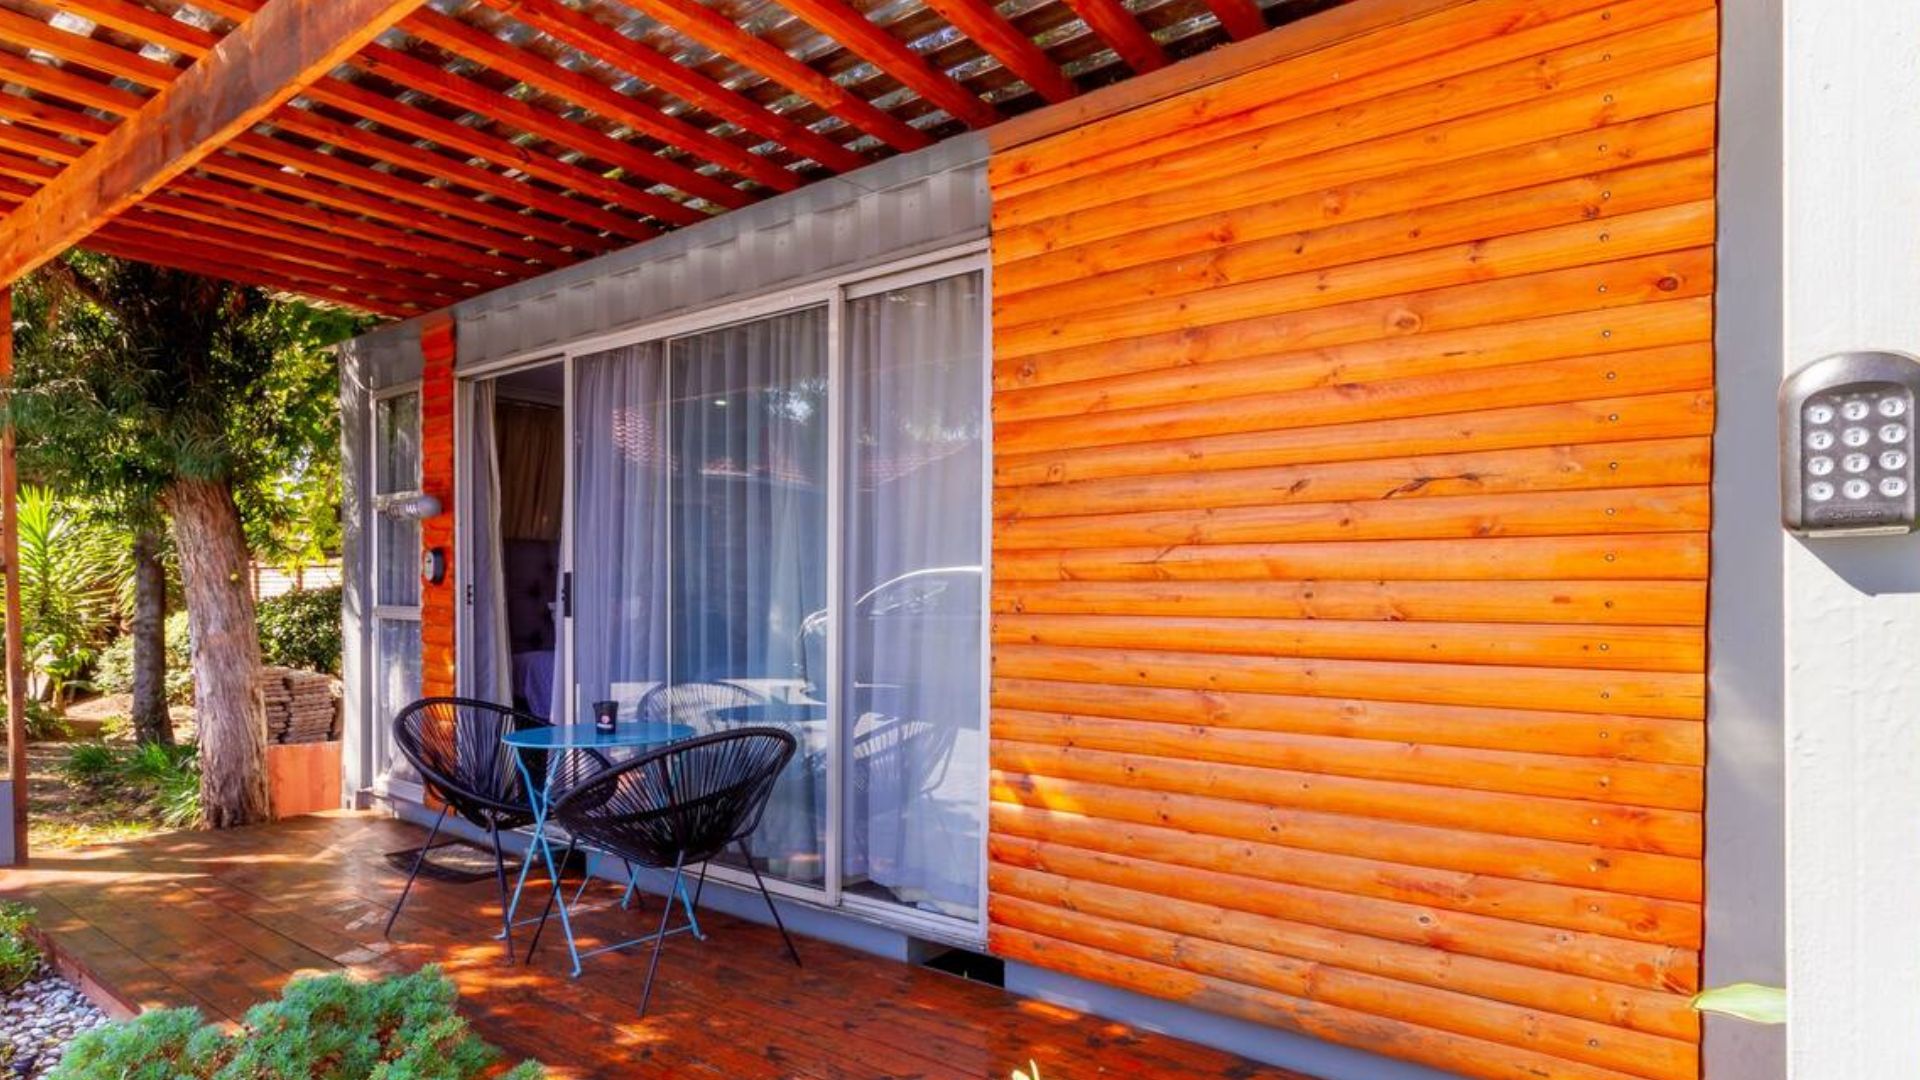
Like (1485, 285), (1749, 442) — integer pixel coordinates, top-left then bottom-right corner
(0, 0), (438, 287)
(82, 227), (421, 317)
(1058, 0), (1169, 73)
(49, 0), (685, 236)
(229, 133), (608, 257)
(201, 149), (584, 268)
(107, 214), (464, 309)
(399, 10), (787, 199)
(918, 0), (1078, 102)
(0, 0), (1272, 309)
(171, 175), (537, 279)
(614, 0), (935, 150)
(0, 85), (540, 281)
(43, 0), (224, 56)
(1202, 0), (1269, 40)
(471, 0), (881, 170)
(11, 7), (651, 254)
(302, 77), (690, 230)
(774, 0), (1002, 128)
(0, 6), (181, 86)
(0, 97), (508, 301)
(352, 42), (741, 211)
(269, 106), (658, 243)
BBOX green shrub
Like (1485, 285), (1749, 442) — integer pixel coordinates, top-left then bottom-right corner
(154, 755), (202, 830)
(0, 903), (41, 993)
(56, 740), (201, 829)
(94, 611), (194, 704)
(25, 699), (70, 741)
(60, 742), (121, 785)
(120, 741), (194, 786)
(256, 585), (343, 675)
(51, 967), (544, 1080)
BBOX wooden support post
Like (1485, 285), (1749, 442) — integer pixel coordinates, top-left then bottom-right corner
(0, 286), (25, 864)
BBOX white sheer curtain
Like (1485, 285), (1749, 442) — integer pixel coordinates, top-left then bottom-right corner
(466, 379), (512, 706)
(842, 273), (985, 920)
(669, 307), (828, 885)
(570, 342), (670, 725)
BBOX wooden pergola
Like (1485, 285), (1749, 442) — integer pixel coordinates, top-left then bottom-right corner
(0, 0), (1331, 858)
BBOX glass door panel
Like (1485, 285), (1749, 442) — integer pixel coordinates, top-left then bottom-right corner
(571, 342), (670, 728)
(372, 390), (422, 784)
(840, 273), (985, 922)
(667, 307), (829, 887)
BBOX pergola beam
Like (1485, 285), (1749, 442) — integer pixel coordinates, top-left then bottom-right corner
(0, 0), (434, 288)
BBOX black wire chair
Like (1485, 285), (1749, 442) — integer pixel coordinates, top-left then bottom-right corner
(543, 727), (801, 1016)
(386, 696), (610, 957)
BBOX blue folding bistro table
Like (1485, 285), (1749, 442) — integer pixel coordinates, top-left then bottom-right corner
(500, 720), (696, 976)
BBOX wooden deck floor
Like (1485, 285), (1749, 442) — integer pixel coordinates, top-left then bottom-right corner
(1, 813), (1305, 1079)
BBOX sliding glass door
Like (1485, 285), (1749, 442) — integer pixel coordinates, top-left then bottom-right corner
(668, 308), (829, 886)
(840, 272), (985, 923)
(563, 256), (985, 931)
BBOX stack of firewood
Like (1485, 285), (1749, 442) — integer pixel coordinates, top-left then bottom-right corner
(262, 666), (341, 744)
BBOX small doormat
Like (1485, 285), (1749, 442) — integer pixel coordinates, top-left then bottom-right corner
(385, 840), (521, 883)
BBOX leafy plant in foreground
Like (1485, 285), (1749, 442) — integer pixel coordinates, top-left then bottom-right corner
(50, 967), (544, 1080)
(0, 903), (42, 994)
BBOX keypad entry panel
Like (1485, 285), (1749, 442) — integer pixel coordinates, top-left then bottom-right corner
(1783, 353), (1920, 536)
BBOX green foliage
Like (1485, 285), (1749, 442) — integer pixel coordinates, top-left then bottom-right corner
(0, 903), (41, 994)
(1692, 983), (1786, 1025)
(14, 486), (129, 702)
(25, 699), (70, 741)
(100, 611), (195, 704)
(11, 255), (366, 551)
(51, 967), (546, 1080)
(60, 742), (121, 785)
(155, 763), (203, 830)
(257, 586), (344, 675)
(54, 740), (200, 829)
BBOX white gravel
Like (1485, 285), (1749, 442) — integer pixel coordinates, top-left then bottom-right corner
(0, 967), (108, 1079)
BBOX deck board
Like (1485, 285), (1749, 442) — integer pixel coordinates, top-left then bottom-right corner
(1, 812), (1310, 1079)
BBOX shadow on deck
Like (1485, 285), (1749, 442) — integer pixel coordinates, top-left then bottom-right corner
(1, 812), (1306, 1079)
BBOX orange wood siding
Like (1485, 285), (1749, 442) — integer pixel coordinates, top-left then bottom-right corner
(419, 316), (456, 699)
(985, 1), (1715, 1078)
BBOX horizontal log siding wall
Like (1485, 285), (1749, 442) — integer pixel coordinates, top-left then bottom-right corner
(984, 2), (1714, 1078)
(419, 315), (456, 699)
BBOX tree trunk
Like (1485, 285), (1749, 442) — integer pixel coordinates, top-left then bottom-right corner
(168, 476), (268, 828)
(129, 528), (171, 746)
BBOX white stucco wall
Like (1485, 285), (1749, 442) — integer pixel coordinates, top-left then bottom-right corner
(1782, 2), (1920, 1076)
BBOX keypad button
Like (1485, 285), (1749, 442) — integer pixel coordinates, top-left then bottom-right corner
(1844, 427), (1873, 447)
(1809, 430), (1836, 450)
(1883, 450), (1908, 471)
(1882, 423), (1908, 444)
(1808, 403), (1837, 424)
(1844, 452), (1872, 473)
(1845, 400), (1873, 421)
(1809, 455), (1837, 476)
(1844, 479), (1873, 500)
(1882, 397), (1909, 418)
(1882, 476), (1910, 498)
(1808, 481), (1836, 502)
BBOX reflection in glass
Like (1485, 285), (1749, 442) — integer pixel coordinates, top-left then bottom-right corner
(839, 274), (984, 920)
(668, 308), (829, 886)
(374, 392), (421, 607)
(572, 342), (670, 727)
